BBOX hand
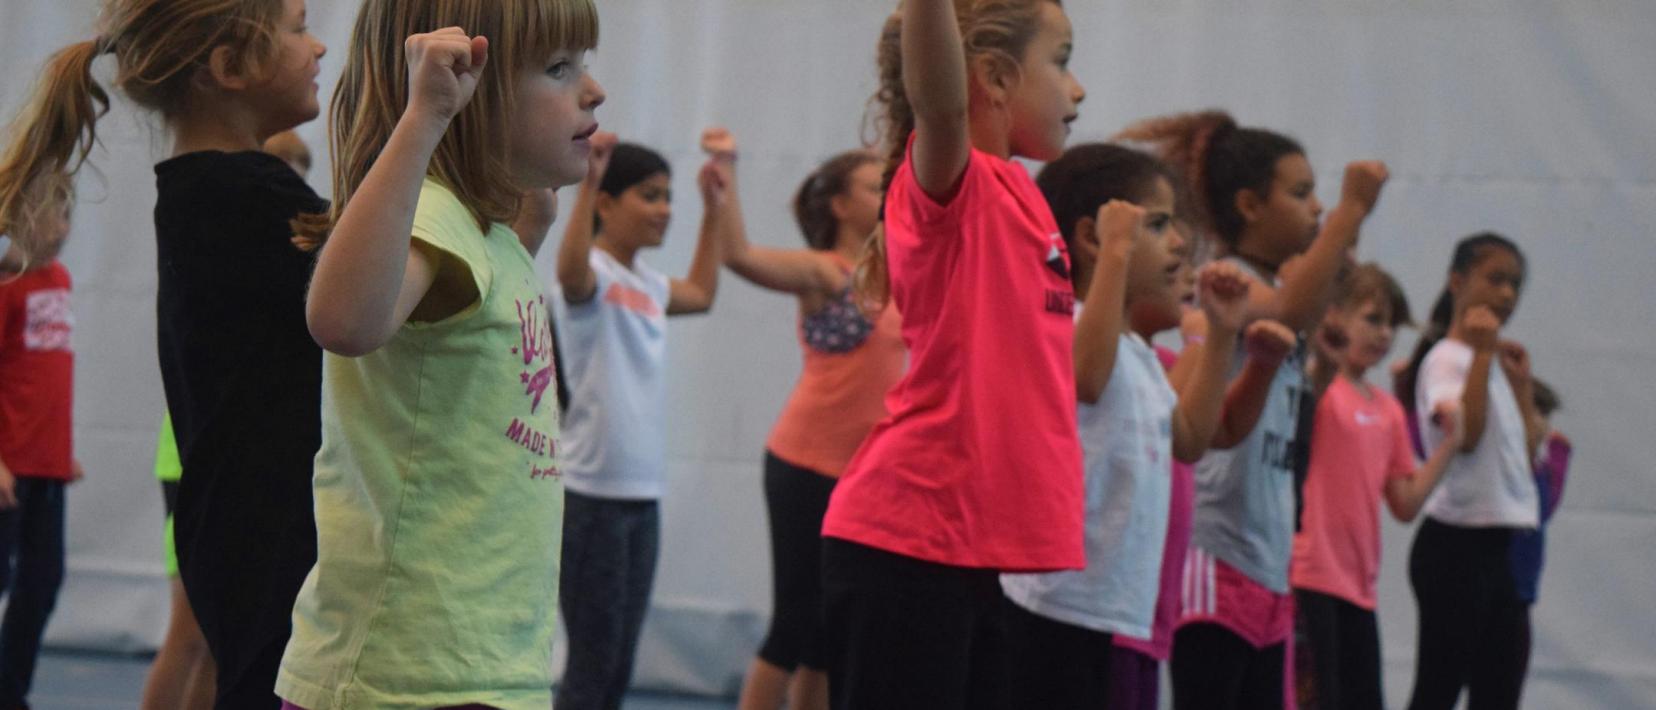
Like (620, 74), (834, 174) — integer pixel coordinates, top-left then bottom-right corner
(1497, 339), (1532, 385)
(1460, 305), (1501, 353)
(69, 459), (85, 485)
(404, 28), (490, 124)
(1339, 160), (1389, 215)
(584, 131), (618, 185)
(1243, 319), (1296, 368)
(1094, 200), (1144, 261)
(1433, 400), (1466, 449)
(1197, 262), (1251, 334)
(700, 126), (738, 163)
(0, 464), (15, 509)
(1311, 313), (1349, 368)
(698, 160), (732, 209)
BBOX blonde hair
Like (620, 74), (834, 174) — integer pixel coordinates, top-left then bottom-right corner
(324, 0), (599, 240)
(854, 0), (1059, 309)
(0, 0), (287, 264)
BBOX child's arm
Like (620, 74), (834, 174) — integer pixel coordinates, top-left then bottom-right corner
(1540, 432), (1572, 520)
(667, 129), (735, 315)
(1306, 314), (1346, 398)
(307, 30), (489, 356)
(511, 188), (558, 257)
(1209, 319), (1297, 450)
(1073, 201), (1140, 403)
(1498, 340), (1548, 460)
(1449, 305), (1501, 452)
(1245, 162), (1388, 332)
(0, 456), (15, 509)
(1171, 264), (1249, 462)
(904, 0), (972, 201)
(556, 131), (617, 305)
(1386, 401), (1465, 521)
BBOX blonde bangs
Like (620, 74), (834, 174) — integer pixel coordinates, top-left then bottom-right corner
(327, 0), (601, 238)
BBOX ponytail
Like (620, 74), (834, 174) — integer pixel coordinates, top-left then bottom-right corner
(1394, 231), (1527, 413)
(1116, 110), (1302, 254)
(0, 40), (109, 265)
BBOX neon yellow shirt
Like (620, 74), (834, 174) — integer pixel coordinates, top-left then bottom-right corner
(278, 179), (563, 710)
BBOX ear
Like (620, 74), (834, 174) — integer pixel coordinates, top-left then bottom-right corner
(203, 45), (252, 91)
(1447, 269), (1467, 300)
(828, 191), (853, 224)
(1234, 187), (1267, 225)
(969, 54), (1014, 106)
(594, 192), (616, 221)
(1071, 214), (1099, 258)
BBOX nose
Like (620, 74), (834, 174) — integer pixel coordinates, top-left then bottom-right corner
(584, 74), (606, 111)
(1310, 195), (1324, 219)
(1071, 76), (1086, 107)
(1166, 227), (1188, 257)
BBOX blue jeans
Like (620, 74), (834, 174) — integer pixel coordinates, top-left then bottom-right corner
(556, 490), (660, 710)
(0, 477), (66, 706)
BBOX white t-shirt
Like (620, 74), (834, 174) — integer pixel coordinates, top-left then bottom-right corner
(1001, 330), (1176, 638)
(1418, 338), (1538, 527)
(553, 249), (670, 500)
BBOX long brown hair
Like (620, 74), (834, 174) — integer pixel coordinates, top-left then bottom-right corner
(326, 0), (599, 238)
(854, 0), (1060, 308)
(794, 150), (879, 252)
(0, 0), (287, 263)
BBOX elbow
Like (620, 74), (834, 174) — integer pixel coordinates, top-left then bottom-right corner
(1391, 501), (1421, 523)
(307, 309), (382, 358)
(1075, 373), (1107, 405)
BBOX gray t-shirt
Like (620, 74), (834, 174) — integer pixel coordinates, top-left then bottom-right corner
(1189, 258), (1308, 593)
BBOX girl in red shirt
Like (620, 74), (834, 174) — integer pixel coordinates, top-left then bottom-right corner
(819, 1), (1087, 707)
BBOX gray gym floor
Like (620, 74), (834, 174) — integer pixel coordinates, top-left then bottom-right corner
(31, 651), (734, 710)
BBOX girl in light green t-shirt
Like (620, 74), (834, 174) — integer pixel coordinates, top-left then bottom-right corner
(275, 4), (604, 709)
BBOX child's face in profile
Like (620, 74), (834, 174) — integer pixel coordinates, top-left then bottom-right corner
(507, 48), (607, 189)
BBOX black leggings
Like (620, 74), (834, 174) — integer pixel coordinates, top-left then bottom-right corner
(821, 538), (1008, 710)
(1295, 588), (1383, 710)
(1170, 623), (1285, 710)
(757, 451), (837, 671)
(1406, 518), (1529, 710)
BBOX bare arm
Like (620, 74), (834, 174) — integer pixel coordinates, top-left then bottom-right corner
(307, 30), (487, 356)
(1386, 402), (1464, 521)
(1210, 319), (1297, 450)
(1073, 202), (1139, 404)
(555, 132), (616, 305)
(1171, 264), (1249, 462)
(1247, 162), (1388, 332)
(667, 156), (733, 316)
(904, 0), (972, 201)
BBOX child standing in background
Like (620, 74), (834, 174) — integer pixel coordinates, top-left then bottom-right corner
(278, 0), (605, 707)
(820, 0), (1088, 707)
(0, 1), (329, 705)
(999, 142), (1251, 708)
(552, 126), (734, 710)
(1396, 233), (1542, 710)
(724, 150), (904, 710)
(1118, 110), (1389, 710)
(1291, 264), (1464, 710)
(0, 201), (80, 709)
(142, 128), (315, 710)
(1509, 378), (1570, 688)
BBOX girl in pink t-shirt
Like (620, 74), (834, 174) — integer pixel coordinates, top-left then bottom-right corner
(818, 1), (1086, 707)
(1291, 264), (1463, 710)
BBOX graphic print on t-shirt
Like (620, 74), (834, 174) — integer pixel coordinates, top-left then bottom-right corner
(1043, 233), (1076, 316)
(603, 282), (663, 318)
(507, 288), (560, 480)
(24, 289), (72, 352)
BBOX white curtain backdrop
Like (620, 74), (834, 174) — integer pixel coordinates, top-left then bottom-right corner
(2, 1), (1653, 706)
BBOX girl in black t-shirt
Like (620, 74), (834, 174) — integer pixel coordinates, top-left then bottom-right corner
(0, 2), (329, 708)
